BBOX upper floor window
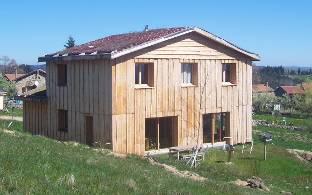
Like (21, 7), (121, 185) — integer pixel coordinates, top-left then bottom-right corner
(58, 109), (68, 132)
(57, 64), (67, 86)
(181, 63), (198, 85)
(135, 63), (154, 87)
(222, 63), (236, 85)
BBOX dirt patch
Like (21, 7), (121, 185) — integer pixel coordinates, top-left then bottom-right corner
(148, 158), (207, 182)
(106, 152), (127, 158)
(232, 176), (270, 191)
(0, 115), (23, 122)
(1, 129), (19, 136)
(287, 149), (312, 162)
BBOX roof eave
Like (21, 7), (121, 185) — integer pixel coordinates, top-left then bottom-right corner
(38, 53), (112, 62)
(193, 27), (260, 61)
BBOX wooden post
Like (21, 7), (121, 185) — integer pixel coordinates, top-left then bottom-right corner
(211, 114), (215, 144)
(264, 142), (267, 160)
(157, 118), (160, 150)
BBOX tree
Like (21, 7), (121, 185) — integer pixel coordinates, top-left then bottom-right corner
(64, 36), (75, 48)
(302, 87), (312, 115)
(0, 74), (16, 98)
(252, 93), (278, 113)
(0, 56), (10, 66)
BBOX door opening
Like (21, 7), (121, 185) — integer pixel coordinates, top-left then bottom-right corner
(85, 116), (94, 146)
(145, 116), (178, 151)
(203, 112), (229, 144)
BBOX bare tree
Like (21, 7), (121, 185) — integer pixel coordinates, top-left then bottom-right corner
(0, 56), (10, 66)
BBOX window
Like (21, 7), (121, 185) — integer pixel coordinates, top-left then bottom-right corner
(222, 63), (236, 84)
(57, 64), (67, 86)
(181, 63), (198, 85)
(203, 112), (229, 143)
(58, 109), (68, 132)
(135, 63), (154, 86)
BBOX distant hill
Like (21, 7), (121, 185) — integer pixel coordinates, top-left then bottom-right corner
(252, 65), (312, 89)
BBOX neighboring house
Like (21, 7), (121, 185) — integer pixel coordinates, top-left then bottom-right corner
(3, 73), (25, 82)
(252, 83), (274, 95)
(21, 27), (259, 155)
(15, 69), (46, 96)
(275, 85), (305, 97)
(0, 89), (7, 110)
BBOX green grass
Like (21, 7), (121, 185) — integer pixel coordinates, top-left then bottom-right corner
(0, 129), (257, 194)
(254, 126), (312, 151)
(0, 119), (23, 132)
(0, 108), (23, 117)
(0, 114), (311, 194)
(157, 144), (312, 194)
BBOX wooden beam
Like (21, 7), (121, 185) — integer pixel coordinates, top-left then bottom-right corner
(211, 113), (215, 144)
(157, 118), (160, 150)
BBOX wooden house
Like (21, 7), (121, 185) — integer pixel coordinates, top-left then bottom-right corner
(22, 27), (259, 155)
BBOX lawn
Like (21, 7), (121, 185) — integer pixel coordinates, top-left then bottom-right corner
(0, 114), (311, 194)
(0, 128), (257, 194)
(0, 108), (23, 117)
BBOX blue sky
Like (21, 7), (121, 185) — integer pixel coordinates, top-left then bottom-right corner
(0, 0), (311, 66)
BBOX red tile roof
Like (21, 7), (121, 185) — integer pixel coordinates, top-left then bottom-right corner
(50, 27), (189, 56)
(40, 27), (260, 62)
(279, 86), (305, 95)
(3, 73), (25, 81)
(252, 84), (273, 93)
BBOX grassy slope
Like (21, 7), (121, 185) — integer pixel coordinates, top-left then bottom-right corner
(0, 108), (23, 117)
(0, 114), (311, 194)
(0, 129), (255, 195)
(157, 144), (312, 194)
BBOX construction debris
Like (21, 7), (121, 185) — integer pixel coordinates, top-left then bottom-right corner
(287, 149), (312, 162)
(233, 176), (270, 191)
(148, 158), (207, 182)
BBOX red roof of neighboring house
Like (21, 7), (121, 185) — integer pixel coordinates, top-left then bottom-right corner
(252, 84), (273, 93)
(279, 86), (305, 95)
(3, 73), (25, 81)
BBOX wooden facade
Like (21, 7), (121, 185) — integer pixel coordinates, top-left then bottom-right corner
(24, 30), (256, 155)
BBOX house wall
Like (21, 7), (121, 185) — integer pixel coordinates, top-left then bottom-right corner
(24, 32), (253, 156)
(15, 73), (46, 96)
(112, 33), (252, 155)
(44, 59), (112, 146)
(23, 100), (48, 134)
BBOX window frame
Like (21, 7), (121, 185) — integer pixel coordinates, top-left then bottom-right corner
(181, 63), (198, 86)
(57, 64), (67, 87)
(222, 63), (237, 85)
(135, 63), (154, 87)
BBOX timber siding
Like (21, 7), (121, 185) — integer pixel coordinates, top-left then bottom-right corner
(46, 59), (112, 145)
(24, 27), (256, 155)
(112, 33), (252, 155)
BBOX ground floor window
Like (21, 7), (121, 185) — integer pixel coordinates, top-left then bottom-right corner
(203, 112), (229, 143)
(145, 116), (178, 150)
